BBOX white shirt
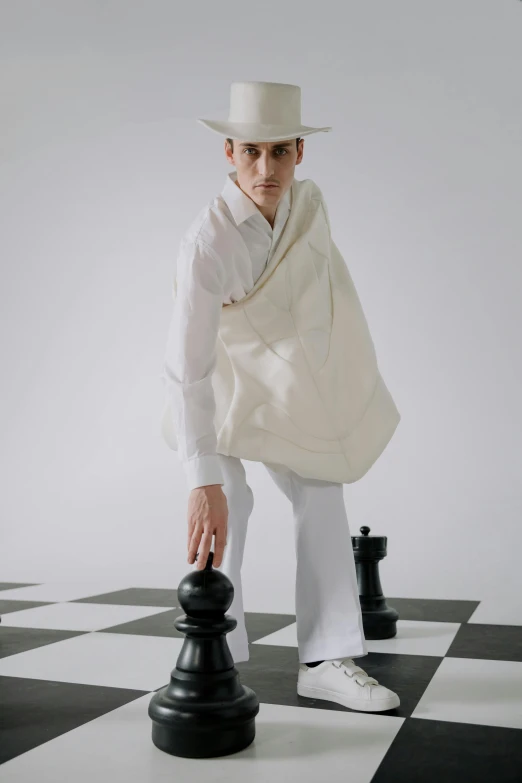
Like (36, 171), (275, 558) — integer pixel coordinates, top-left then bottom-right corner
(162, 171), (292, 491)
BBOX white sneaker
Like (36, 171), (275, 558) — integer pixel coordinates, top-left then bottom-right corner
(297, 657), (400, 712)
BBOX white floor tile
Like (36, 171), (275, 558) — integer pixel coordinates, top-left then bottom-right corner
(0, 631), (185, 691)
(467, 597), (522, 627)
(251, 621), (298, 648)
(253, 619), (461, 657)
(365, 620), (461, 657)
(0, 581), (133, 602)
(0, 601), (170, 632)
(0, 692), (404, 783)
(412, 656), (522, 729)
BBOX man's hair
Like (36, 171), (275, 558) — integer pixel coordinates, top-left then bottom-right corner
(226, 138), (301, 152)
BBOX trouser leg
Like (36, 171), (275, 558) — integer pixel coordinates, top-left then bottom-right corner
(264, 464), (368, 664)
(210, 454), (254, 663)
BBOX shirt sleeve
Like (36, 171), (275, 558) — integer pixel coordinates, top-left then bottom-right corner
(162, 237), (226, 490)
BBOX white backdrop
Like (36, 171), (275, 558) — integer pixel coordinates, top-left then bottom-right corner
(1, 0), (521, 617)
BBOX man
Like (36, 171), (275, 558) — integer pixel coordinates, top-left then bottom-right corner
(161, 81), (401, 713)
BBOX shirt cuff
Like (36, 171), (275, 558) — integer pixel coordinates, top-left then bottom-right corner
(183, 455), (225, 491)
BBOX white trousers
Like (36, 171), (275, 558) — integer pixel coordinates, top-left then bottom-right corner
(204, 454), (368, 665)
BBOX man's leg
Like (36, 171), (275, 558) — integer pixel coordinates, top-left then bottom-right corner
(211, 454), (254, 663)
(264, 464), (367, 664)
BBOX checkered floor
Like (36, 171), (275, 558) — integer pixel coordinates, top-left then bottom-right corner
(0, 581), (521, 782)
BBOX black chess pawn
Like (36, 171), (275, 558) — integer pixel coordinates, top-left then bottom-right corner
(148, 550), (260, 758)
(351, 525), (399, 639)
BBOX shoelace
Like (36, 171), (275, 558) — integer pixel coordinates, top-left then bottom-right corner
(332, 657), (379, 688)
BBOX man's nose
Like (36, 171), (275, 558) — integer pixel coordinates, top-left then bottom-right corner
(257, 153), (275, 173)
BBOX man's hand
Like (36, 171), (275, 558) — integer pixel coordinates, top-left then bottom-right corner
(187, 484), (228, 570)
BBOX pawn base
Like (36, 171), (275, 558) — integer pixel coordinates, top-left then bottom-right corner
(151, 714), (257, 759)
(149, 678), (259, 759)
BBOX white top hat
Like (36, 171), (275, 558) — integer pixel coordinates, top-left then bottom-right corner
(197, 81), (332, 142)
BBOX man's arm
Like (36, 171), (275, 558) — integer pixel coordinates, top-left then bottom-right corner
(162, 237), (226, 490)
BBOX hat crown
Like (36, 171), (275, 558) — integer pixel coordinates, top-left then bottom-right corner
(196, 80), (332, 142)
(228, 81), (301, 126)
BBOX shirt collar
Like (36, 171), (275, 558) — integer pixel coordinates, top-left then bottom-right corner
(221, 170), (292, 227)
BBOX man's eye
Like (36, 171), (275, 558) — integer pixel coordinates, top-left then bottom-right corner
(244, 148), (287, 155)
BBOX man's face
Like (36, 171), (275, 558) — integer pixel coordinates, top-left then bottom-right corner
(225, 138), (304, 217)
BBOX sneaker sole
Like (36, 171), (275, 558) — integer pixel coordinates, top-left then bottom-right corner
(297, 681), (400, 712)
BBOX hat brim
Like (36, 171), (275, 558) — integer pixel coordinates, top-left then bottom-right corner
(197, 119), (332, 142)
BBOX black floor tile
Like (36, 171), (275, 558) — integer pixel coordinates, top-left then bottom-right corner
(0, 676), (149, 764)
(372, 716), (522, 783)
